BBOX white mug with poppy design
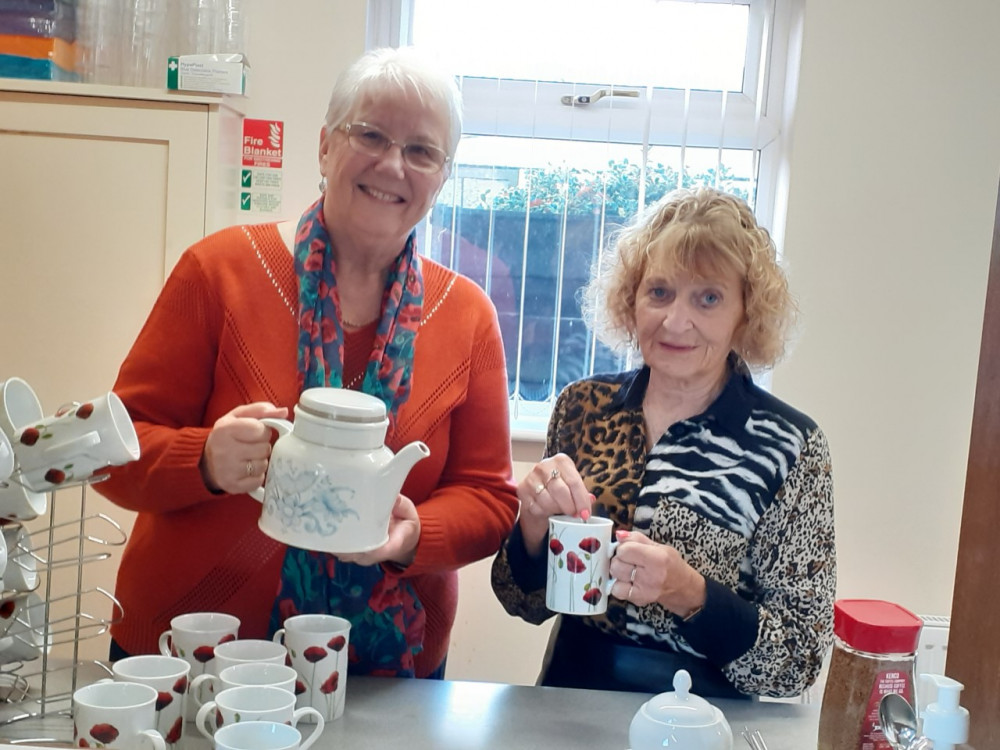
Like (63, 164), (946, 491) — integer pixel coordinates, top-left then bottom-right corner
(273, 614), (351, 722)
(111, 655), (191, 747)
(214, 720), (317, 750)
(195, 685), (324, 741)
(72, 680), (166, 750)
(546, 515), (618, 615)
(10, 391), (139, 493)
(158, 612), (240, 720)
(189, 662), (298, 710)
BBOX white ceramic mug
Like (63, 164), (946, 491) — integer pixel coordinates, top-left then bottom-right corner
(273, 614), (350, 722)
(72, 680), (166, 750)
(0, 592), (47, 663)
(546, 515), (618, 615)
(0, 524), (39, 593)
(214, 720), (317, 750)
(196, 685), (324, 740)
(158, 611), (240, 719)
(10, 391), (139, 492)
(190, 638), (288, 706)
(0, 377), (43, 438)
(0, 430), (13, 486)
(111, 655), (191, 746)
(191, 662), (298, 709)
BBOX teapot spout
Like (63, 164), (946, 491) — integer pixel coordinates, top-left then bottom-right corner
(380, 441), (431, 495)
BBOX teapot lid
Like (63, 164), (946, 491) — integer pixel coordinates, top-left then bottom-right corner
(639, 670), (724, 728)
(299, 388), (387, 424)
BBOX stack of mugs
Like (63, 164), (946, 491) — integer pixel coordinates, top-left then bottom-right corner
(73, 611), (351, 749)
(0, 376), (140, 668)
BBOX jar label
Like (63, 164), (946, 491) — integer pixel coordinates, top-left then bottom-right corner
(859, 669), (914, 750)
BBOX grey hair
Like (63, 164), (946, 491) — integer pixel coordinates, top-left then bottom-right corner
(323, 46), (463, 158)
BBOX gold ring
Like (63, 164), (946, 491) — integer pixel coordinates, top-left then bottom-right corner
(627, 584), (634, 601)
(630, 566), (637, 583)
(534, 483), (545, 495)
(246, 460), (255, 478)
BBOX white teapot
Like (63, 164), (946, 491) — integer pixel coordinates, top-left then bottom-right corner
(629, 670), (734, 750)
(251, 388), (429, 554)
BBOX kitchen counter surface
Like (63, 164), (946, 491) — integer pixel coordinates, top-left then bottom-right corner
(1, 663), (819, 749)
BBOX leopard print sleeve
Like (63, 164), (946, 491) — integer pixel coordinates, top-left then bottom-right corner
(490, 385), (578, 625)
(721, 426), (837, 697)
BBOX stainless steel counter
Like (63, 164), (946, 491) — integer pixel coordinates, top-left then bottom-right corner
(1, 669), (820, 749)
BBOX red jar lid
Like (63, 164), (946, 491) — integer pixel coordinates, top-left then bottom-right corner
(834, 599), (922, 654)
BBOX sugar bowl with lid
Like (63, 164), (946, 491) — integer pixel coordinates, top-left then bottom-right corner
(629, 670), (734, 750)
(251, 388), (429, 554)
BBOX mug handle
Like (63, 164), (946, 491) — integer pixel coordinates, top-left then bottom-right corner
(157, 630), (173, 656)
(43, 429), (101, 456)
(272, 628), (286, 646)
(295, 709), (326, 750)
(195, 700), (219, 740)
(137, 729), (166, 750)
(188, 673), (219, 708)
(604, 539), (620, 594)
(248, 417), (293, 502)
(291, 707), (325, 740)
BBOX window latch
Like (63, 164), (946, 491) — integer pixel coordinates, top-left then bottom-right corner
(560, 88), (641, 107)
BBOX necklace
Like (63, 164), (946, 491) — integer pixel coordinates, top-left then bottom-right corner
(341, 314), (379, 328)
(345, 371), (364, 389)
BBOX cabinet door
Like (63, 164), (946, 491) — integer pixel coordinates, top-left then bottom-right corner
(0, 92), (210, 423)
(0, 92), (215, 661)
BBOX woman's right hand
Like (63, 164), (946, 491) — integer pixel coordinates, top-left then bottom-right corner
(517, 453), (593, 557)
(200, 402), (288, 495)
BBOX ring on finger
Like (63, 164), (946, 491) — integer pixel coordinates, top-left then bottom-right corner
(245, 460), (255, 478)
(630, 565), (637, 583)
(543, 468), (560, 488)
(627, 584), (634, 601)
(534, 482), (546, 495)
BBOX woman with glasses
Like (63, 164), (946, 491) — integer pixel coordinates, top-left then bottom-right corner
(98, 47), (518, 680)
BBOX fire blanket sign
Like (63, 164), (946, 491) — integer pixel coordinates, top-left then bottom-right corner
(240, 118), (284, 214)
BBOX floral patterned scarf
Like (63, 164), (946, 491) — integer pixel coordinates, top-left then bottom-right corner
(270, 196), (426, 677)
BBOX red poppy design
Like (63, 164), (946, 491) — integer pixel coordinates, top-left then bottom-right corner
(193, 645), (215, 663)
(320, 671), (340, 694)
(549, 538), (564, 555)
(216, 709), (224, 729)
(78, 741), (90, 748)
(173, 676), (188, 694)
(76, 403), (95, 419)
(566, 551), (586, 573)
(578, 537), (601, 553)
(90, 724), (119, 744)
(582, 588), (603, 606)
(155, 691), (173, 710)
(328, 635), (346, 652)
(45, 468), (67, 484)
(166, 716), (184, 744)
(218, 633), (237, 645)
(294, 680), (307, 695)
(19, 427), (40, 446)
(303, 645), (328, 663)
(0, 599), (16, 618)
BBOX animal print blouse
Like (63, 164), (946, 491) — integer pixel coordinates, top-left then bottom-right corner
(491, 361), (836, 698)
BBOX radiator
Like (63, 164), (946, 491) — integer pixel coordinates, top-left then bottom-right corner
(916, 614), (951, 679)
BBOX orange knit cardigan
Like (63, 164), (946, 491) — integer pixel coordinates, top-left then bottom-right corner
(97, 223), (518, 677)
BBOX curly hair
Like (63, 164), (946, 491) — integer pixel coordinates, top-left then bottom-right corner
(581, 187), (796, 369)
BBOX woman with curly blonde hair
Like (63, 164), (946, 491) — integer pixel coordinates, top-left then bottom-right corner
(492, 187), (836, 699)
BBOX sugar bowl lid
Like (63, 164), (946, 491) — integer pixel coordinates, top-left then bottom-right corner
(299, 387), (386, 424)
(640, 670), (720, 728)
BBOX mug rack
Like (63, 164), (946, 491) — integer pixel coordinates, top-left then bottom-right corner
(0, 479), (125, 730)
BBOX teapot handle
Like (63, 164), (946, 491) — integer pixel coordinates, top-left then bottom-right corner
(248, 417), (293, 503)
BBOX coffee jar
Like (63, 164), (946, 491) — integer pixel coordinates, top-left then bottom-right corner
(817, 599), (923, 750)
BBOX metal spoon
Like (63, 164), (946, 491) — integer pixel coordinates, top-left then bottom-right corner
(879, 693), (918, 749)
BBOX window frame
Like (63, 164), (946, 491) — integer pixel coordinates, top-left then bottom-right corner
(367, 0), (794, 437)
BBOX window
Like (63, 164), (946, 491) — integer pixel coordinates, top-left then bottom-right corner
(373, 0), (792, 434)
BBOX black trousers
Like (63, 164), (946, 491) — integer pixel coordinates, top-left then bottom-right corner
(541, 616), (751, 700)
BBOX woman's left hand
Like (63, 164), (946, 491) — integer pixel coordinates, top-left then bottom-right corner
(609, 531), (706, 618)
(335, 494), (420, 568)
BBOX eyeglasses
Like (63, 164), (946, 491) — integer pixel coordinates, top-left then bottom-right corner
(339, 122), (450, 174)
